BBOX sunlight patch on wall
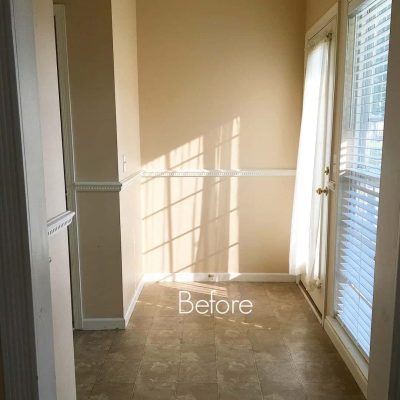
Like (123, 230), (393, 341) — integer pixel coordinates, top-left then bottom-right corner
(141, 118), (241, 274)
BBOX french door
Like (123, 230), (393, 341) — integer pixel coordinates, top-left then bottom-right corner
(290, 10), (338, 315)
(300, 22), (336, 313)
(333, 0), (392, 358)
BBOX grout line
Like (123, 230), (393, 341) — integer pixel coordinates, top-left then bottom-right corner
(250, 331), (264, 399)
(130, 297), (155, 399)
(213, 312), (221, 400)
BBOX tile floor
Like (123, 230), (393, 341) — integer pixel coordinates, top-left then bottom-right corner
(74, 282), (365, 400)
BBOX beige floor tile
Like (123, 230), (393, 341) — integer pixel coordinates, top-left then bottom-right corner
(218, 382), (263, 400)
(256, 360), (300, 383)
(106, 348), (145, 362)
(215, 327), (252, 346)
(147, 329), (182, 345)
(288, 344), (339, 364)
(248, 329), (285, 351)
(214, 316), (247, 332)
(303, 381), (364, 398)
(181, 344), (216, 362)
(217, 358), (259, 383)
(137, 360), (180, 383)
(156, 307), (182, 317)
(110, 333), (147, 355)
(97, 354), (140, 384)
(152, 316), (184, 330)
(176, 383), (218, 400)
(132, 382), (176, 400)
(244, 316), (281, 330)
(295, 359), (357, 385)
(216, 344), (254, 361)
(183, 315), (215, 331)
(89, 382), (134, 400)
(142, 344), (181, 363)
(253, 344), (292, 363)
(182, 329), (214, 345)
(76, 383), (94, 400)
(178, 361), (217, 383)
(74, 331), (114, 352)
(133, 303), (159, 316)
(75, 359), (104, 386)
(74, 345), (108, 365)
(74, 282), (364, 400)
(126, 316), (154, 331)
(260, 377), (304, 397)
(262, 389), (307, 399)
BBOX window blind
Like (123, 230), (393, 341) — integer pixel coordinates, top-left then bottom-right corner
(335, 0), (392, 358)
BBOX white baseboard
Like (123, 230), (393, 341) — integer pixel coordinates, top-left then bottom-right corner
(124, 275), (146, 326)
(81, 318), (125, 330)
(324, 316), (368, 397)
(144, 272), (296, 283)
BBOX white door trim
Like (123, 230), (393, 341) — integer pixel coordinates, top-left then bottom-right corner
(325, 316), (368, 397)
(0, 0), (57, 397)
(368, 0), (400, 397)
(54, 4), (84, 329)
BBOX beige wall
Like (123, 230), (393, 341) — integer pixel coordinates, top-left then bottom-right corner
(306, 0), (337, 30)
(60, 0), (119, 182)
(57, 0), (142, 320)
(137, 0), (305, 274)
(32, 0), (76, 398)
(77, 192), (123, 318)
(111, 0), (143, 315)
(111, 0), (142, 178)
(58, 0), (124, 319)
(142, 176), (295, 274)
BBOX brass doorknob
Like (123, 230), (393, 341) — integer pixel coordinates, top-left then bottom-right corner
(316, 187), (329, 196)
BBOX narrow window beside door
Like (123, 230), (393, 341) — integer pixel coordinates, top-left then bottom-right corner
(335, 0), (392, 358)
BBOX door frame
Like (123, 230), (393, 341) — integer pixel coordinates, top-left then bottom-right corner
(299, 3), (339, 320)
(54, 4), (84, 329)
(0, 0), (57, 397)
(368, 0), (400, 397)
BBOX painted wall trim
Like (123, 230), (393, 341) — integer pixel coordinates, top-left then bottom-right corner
(143, 272), (297, 283)
(124, 275), (146, 327)
(74, 171), (142, 192)
(74, 181), (122, 192)
(81, 318), (125, 330)
(74, 169), (296, 192)
(324, 316), (368, 397)
(141, 169), (296, 178)
(47, 211), (75, 237)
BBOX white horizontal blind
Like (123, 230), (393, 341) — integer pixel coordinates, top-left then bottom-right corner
(335, 0), (392, 358)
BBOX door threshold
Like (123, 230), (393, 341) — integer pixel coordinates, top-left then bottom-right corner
(298, 280), (323, 324)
